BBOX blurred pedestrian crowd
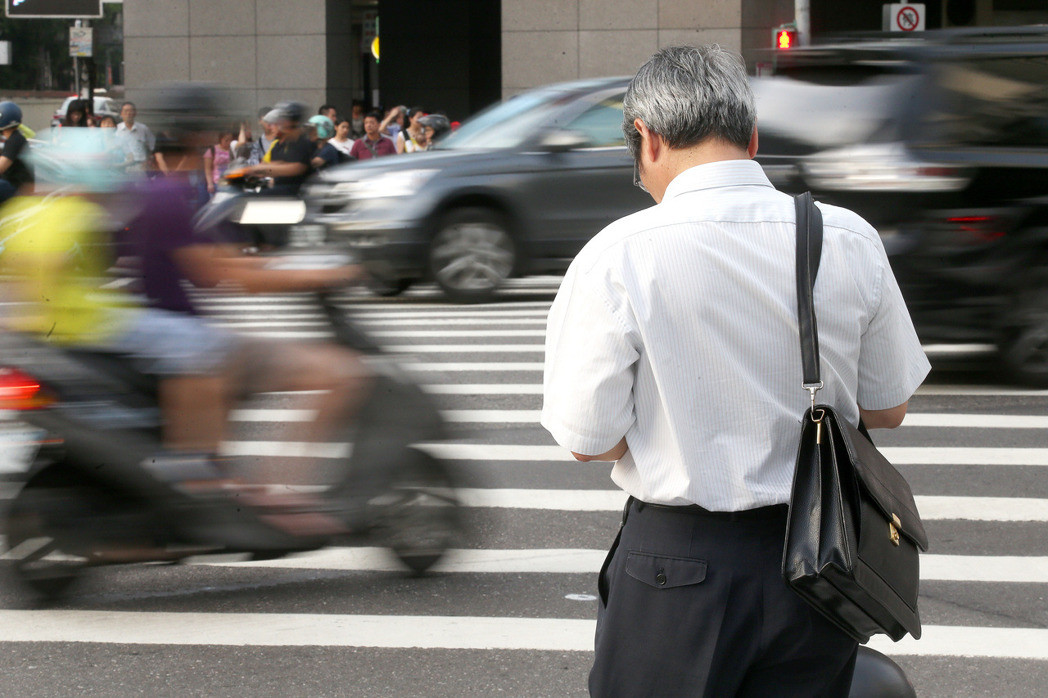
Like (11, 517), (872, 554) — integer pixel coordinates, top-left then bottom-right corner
(0, 95), (457, 207)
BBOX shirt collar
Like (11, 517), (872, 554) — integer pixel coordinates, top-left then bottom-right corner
(661, 159), (773, 202)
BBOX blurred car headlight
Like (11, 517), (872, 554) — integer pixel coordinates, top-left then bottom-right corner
(325, 169), (439, 201)
(802, 143), (971, 192)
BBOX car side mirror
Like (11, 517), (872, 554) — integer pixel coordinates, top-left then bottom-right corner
(535, 128), (591, 153)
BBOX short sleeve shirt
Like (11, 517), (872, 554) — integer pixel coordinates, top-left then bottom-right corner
(349, 136), (397, 160)
(268, 133), (314, 190)
(541, 160), (930, 511)
(121, 177), (212, 314)
(115, 121), (156, 166)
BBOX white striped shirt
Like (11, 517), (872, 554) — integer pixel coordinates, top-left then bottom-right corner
(541, 159), (930, 511)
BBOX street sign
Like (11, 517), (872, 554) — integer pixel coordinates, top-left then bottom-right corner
(69, 25), (91, 57)
(883, 3), (925, 32)
(6, 0), (102, 19)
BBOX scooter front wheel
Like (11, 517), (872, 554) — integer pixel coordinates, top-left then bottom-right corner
(369, 448), (461, 575)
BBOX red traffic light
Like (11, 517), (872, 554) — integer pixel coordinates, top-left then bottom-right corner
(775, 27), (798, 50)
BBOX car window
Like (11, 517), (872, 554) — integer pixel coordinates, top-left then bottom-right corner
(438, 89), (576, 150)
(920, 55), (1048, 148)
(563, 96), (626, 147)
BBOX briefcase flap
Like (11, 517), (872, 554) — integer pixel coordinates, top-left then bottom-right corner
(822, 406), (930, 552)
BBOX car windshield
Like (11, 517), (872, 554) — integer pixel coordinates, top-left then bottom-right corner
(436, 88), (579, 150)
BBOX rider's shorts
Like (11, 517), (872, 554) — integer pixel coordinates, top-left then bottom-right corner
(102, 307), (241, 376)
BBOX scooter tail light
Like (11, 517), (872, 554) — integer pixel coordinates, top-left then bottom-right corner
(0, 367), (56, 410)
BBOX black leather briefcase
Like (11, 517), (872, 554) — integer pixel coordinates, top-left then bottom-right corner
(782, 192), (930, 643)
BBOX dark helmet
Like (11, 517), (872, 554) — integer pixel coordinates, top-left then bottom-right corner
(419, 113), (451, 140)
(137, 82), (238, 151)
(0, 101), (22, 131)
(273, 100), (307, 125)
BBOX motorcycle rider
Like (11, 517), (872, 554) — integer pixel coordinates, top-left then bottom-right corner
(4, 86), (372, 505)
(244, 100), (314, 195)
(0, 101), (33, 204)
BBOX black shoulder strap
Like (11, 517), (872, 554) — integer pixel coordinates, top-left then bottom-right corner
(795, 192), (823, 388)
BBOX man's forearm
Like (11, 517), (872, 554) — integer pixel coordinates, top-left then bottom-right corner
(572, 437), (628, 462)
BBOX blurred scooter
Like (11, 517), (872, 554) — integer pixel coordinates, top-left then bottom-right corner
(196, 168), (311, 249)
(0, 285), (462, 602)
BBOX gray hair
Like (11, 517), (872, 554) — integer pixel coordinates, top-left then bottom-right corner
(623, 45), (755, 157)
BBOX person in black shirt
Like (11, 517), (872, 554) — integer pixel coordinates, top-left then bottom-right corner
(0, 101), (32, 203)
(245, 101), (313, 195)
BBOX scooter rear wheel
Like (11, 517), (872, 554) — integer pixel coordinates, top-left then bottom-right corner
(370, 448), (461, 575)
(3, 467), (96, 602)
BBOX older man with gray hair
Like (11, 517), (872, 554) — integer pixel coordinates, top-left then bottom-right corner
(542, 45), (929, 696)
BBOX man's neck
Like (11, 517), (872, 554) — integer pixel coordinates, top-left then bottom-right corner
(123, 121), (135, 129)
(367, 133), (382, 142)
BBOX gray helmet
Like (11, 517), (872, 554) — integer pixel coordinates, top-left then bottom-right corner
(137, 82), (237, 150)
(273, 100), (307, 125)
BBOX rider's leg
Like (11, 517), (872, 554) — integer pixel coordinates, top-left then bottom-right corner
(158, 374), (229, 453)
(234, 339), (373, 483)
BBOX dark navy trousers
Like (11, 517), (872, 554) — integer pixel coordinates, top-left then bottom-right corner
(589, 498), (858, 697)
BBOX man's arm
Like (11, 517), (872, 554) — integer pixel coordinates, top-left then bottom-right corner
(572, 437), (628, 462)
(0, 156), (12, 176)
(250, 160), (308, 178)
(859, 402), (908, 429)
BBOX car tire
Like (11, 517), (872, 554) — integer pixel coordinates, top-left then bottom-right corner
(429, 207), (515, 303)
(1000, 268), (1048, 387)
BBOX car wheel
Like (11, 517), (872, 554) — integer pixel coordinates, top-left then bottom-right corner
(429, 208), (515, 303)
(1000, 270), (1048, 387)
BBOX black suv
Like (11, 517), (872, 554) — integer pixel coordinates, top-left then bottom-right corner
(754, 27), (1048, 385)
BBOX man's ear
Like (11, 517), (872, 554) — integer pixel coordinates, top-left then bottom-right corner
(634, 118), (662, 163)
(747, 124), (758, 159)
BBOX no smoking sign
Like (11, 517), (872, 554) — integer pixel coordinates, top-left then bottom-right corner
(883, 3), (925, 32)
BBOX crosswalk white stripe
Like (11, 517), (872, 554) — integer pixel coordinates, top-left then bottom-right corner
(354, 311), (548, 320)
(423, 384), (543, 394)
(229, 409), (543, 424)
(218, 442), (1048, 467)
(452, 488), (1048, 521)
(422, 444), (1048, 466)
(232, 409), (544, 423)
(0, 610), (1043, 658)
(200, 548), (1048, 582)
(209, 316), (549, 326)
(0, 541), (1042, 582)
(389, 345), (542, 352)
(901, 413), (1048, 429)
(0, 610), (594, 651)
(228, 408), (1048, 429)
(915, 385), (1048, 396)
(865, 626), (1048, 659)
(219, 327), (548, 337)
(404, 363), (544, 372)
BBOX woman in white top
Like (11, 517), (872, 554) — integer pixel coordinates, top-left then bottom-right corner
(328, 119), (355, 158)
(396, 107), (428, 154)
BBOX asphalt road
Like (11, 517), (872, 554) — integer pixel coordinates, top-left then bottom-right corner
(1, 276), (1047, 697)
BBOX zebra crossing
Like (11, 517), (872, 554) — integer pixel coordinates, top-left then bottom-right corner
(3, 276), (1048, 696)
